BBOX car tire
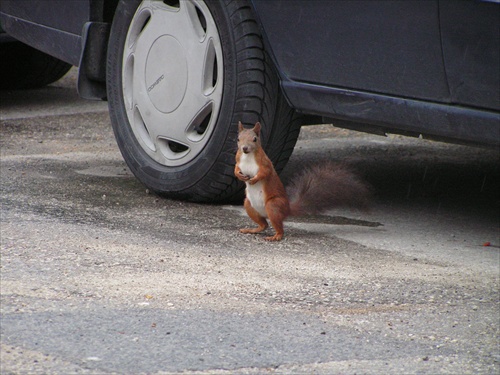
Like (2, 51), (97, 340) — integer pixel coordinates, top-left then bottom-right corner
(0, 41), (72, 90)
(106, 0), (301, 202)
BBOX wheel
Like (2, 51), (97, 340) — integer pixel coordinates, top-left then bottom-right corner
(107, 0), (301, 202)
(0, 41), (72, 90)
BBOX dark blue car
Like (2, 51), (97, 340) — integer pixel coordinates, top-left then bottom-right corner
(1, 0), (499, 202)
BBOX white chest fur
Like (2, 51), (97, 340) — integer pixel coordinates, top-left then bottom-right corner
(239, 153), (267, 217)
(239, 152), (259, 178)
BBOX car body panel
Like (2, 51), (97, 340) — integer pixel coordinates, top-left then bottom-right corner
(282, 81), (500, 146)
(250, 0), (499, 146)
(251, 0), (450, 103)
(0, 0), (102, 65)
(0, 0), (92, 35)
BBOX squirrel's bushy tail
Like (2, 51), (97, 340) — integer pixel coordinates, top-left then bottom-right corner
(287, 163), (371, 216)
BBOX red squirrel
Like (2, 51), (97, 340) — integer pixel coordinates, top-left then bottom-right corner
(234, 121), (371, 241)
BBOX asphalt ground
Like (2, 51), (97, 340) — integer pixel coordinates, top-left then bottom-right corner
(1, 68), (499, 374)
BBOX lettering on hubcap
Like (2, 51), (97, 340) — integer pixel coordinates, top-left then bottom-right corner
(147, 74), (165, 92)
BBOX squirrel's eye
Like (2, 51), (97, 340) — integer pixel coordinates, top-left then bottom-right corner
(237, 138), (240, 142)
(253, 137), (257, 142)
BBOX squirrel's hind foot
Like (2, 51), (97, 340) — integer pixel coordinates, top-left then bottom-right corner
(264, 234), (283, 241)
(240, 226), (267, 234)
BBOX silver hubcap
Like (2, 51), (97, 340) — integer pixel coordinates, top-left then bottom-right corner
(123, 0), (223, 166)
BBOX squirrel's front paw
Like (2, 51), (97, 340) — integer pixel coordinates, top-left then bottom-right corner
(237, 171), (250, 181)
(248, 177), (259, 185)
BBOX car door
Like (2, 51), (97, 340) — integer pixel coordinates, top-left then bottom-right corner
(252, 0), (450, 103)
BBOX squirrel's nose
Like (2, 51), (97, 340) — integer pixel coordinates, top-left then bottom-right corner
(242, 146), (249, 153)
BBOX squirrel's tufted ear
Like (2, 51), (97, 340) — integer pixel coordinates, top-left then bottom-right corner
(238, 121), (244, 132)
(253, 122), (261, 135)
